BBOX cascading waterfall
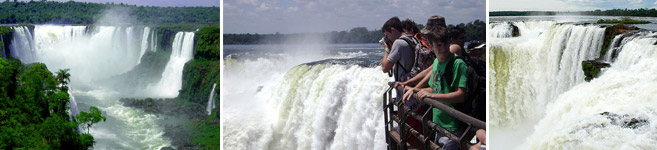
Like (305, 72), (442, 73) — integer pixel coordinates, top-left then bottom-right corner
(1, 35), (6, 58)
(137, 27), (155, 64)
(8, 25), (175, 149)
(68, 89), (81, 133)
(491, 22), (605, 127)
(524, 33), (657, 149)
(491, 19), (657, 149)
(490, 21), (607, 149)
(224, 56), (388, 150)
(10, 26), (36, 63)
(206, 83), (217, 115)
(149, 32), (194, 97)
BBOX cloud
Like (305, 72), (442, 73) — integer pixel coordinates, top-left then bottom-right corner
(225, 0), (486, 33)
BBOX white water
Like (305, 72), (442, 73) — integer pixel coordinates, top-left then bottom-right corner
(1, 35), (6, 58)
(68, 89), (81, 133)
(224, 48), (388, 150)
(138, 27), (157, 64)
(491, 20), (657, 149)
(7, 25), (190, 149)
(10, 26), (37, 63)
(148, 32), (195, 97)
(523, 36), (657, 149)
(206, 83), (217, 115)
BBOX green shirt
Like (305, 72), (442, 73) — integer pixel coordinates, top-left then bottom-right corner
(428, 54), (467, 132)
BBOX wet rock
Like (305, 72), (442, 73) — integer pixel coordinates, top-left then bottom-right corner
(600, 112), (648, 129)
(511, 23), (520, 37)
(582, 60), (610, 81)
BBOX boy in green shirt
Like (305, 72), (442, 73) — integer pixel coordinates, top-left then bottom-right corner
(400, 15), (467, 150)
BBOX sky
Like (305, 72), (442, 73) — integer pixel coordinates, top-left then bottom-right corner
(224, 0), (486, 34)
(25, 0), (219, 7)
(491, 0), (657, 11)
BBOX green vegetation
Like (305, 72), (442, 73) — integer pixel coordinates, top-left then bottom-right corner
(491, 8), (657, 17)
(0, 0), (219, 25)
(0, 58), (103, 149)
(225, 20), (486, 44)
(0, 26), (12, 57)
(175, 26), (220, 148)
(188, 109), (220, 149)
(178, 26), (220, 105)
(582, 60), (610, 81)
(194, 26), (220, 60)
(597, 18), (650, 24)
(76, 106), (106, 134)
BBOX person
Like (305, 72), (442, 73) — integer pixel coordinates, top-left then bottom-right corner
(401, 15), (467, 150)
(464, 40), (485, 58)
(381, 16), (422, 148)
(394, 16), (446, 89)
(447, 26), (466, 56)
(381, 17), (415, 81)
(381, 17), (416, 99)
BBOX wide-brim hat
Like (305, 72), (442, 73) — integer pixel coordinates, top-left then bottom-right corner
(420, 15), (447, 35)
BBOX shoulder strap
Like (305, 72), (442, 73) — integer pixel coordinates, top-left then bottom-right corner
(442, 55), (464, 89)
(394, 37), (416, 73)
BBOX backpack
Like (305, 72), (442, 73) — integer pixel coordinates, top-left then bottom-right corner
(397, 35), (435, 81)
(394, 36), (417, 81)
(443, 55), (486, 122)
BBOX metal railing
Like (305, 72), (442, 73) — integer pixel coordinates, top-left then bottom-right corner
(383, 82), (485, 150)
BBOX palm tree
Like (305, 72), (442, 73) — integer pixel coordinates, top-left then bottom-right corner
(55, 68), (70, 92)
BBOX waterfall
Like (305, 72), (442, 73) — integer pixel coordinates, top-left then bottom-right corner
(149, 32), (195, 97)
(206, 83), (217, 115)
(138, 27), (151, 64)
(10, 26), (36, 63)
(7, 25), (177, 149)
(491, 22), (605, 127)
(491, 20), (657, 149)
(68, 90), (81, 133)
(224, 59), (388, 149)
(524, 33), (657, 149)
(1, 35), (5, 59)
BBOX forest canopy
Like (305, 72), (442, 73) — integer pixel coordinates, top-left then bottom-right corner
(0, 0), (220, 25)
(224, 19), (485, 45)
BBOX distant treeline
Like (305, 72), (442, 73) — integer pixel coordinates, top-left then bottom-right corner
(224, 19), (486, 45)
(0, 0), (219, 25)
(491, 8), (657, 17)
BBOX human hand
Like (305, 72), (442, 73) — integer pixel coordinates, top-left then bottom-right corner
(416, 90), (432, 102)
(402, 89), (414, 104)
(476, 129), (486, 145)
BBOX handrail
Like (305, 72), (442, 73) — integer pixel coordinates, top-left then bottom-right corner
(388, 82), (486, 130)
(383, 81), (485, 150)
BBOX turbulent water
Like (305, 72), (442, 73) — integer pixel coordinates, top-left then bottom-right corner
(223, 43), (389, 150)
(8, 25), (196, 149)
(490, 17), (657, 149)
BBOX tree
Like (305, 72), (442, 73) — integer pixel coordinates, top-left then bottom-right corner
(55, 68), (70, 92)
(75, 106), (106, 134)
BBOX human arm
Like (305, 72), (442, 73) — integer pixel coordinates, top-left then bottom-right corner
(382, 52), (394, 73)
(415, 87), (465, 103)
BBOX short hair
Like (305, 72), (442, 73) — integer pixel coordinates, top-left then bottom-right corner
(382, 17), (403, 33)
(401, 19), (419, 34)
(425, 26), (449, 45)
(447, 26), (465, 40)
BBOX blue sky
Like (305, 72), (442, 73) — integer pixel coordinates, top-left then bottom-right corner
(491, 0), (657, 11)
(24, 0), (219, 7)
(225, 0), (486, 34)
